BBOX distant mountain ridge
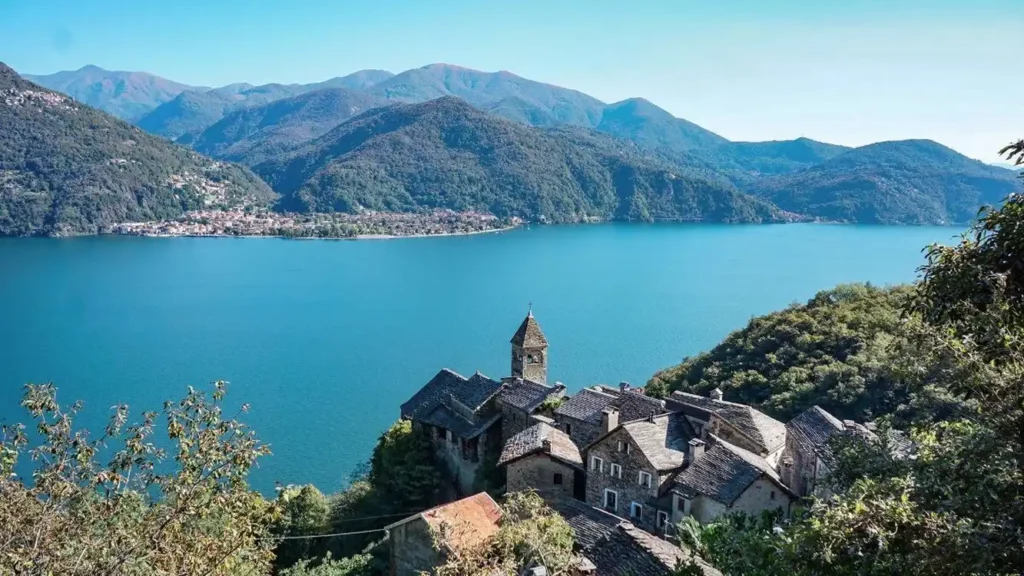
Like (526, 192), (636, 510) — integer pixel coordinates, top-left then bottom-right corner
(0, 63), (274, 236)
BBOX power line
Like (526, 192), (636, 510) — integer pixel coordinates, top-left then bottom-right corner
(257, 527), (388, 542)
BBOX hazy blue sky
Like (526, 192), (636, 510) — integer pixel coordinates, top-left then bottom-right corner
(1, 0), (1019, 160)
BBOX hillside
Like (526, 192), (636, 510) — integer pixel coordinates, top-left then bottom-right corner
(137, 71), (395, 141)
(748, 139), (1019, 224)
(191, 88), (388, 165)
(596, 98), (728, 152)
(253, 97), (786, 224)
(0, 63), (275, 237)
(24, 65), (199, 120)
(693, 137), (851, 182)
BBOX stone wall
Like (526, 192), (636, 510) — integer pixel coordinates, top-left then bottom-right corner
(730, 477), (791, 518)
(583, 428), (663, 532)
(780, 434), (816, 497)
(427, 424), (496, 496)
(708, 415), (763, 455)
(554, 414), (603, 448)
(500, 403), (533, 444)
(506, 454), (577, 500)
(390, 519), (441, 576)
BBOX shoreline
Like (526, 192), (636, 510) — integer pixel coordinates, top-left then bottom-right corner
(104, 223), (522, 241)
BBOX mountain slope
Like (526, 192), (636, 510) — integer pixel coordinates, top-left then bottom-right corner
(686, 138), (852, 184)
(191, 88), (389, 165)
(0, 63), (275, 237)
(596, 98), (728, 152)
(369, 64), (607, 128)
(747, 139), (1019, 224)
(23, 65), (199, 120)
(252, 97), (786, 224)
(137, 70), (395, 140)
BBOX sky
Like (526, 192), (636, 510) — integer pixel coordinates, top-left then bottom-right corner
(1, 0), (1020, 161)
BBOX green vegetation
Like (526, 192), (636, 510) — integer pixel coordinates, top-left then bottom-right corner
(255, 97), (786, 224)
(747, 139), (1019, 224)
(0, 63), (276, 236)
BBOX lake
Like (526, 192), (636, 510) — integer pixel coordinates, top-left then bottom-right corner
(0, 223), (963, 494)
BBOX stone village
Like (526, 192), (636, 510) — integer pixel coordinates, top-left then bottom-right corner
(384, 311), (880, 575)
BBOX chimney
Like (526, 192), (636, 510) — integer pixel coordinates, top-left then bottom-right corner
(688, 439), (706, 462)
(619, 381), (631, 392)
(541, 438), (551, 453)
(647, 411), (656, 423)
(710, 387), (724, 401)
(601, 407), (619, 433)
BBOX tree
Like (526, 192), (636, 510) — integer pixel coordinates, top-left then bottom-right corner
(274, 485), (331, 570)
(435, 491), (576, 576)
(277, 553), (374, 576)
(368, 420), (442, 512)
(0, 381), (278, 576)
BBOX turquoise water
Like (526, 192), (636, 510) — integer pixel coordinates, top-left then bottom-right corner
(0, 223), (962, 493)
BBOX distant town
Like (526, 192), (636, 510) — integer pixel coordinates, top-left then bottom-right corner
(106, 209), (520, 239)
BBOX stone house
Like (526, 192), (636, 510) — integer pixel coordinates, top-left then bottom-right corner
(498, 422), (584, 500)
(385, 492), (502, 576)
(554, 384), (667, 447)
(496, 376), (565, 442)
(781, 405), (876, 498)
(582, 412), (697, 534)
(666, 389), (787, 465)
(549, 498), (720, 576)
(670, 435), (796, 525)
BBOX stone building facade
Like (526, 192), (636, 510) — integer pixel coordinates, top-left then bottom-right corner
(511, 310), (548, 384)
(498, 422), (583, 501)
(554, 384), (667, 448)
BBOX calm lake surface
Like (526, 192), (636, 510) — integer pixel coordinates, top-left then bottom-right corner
(0, 223), (962, 493)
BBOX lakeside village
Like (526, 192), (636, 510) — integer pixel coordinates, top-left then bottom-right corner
(106, 208), (519, 239)
(377, 311), (901, 576)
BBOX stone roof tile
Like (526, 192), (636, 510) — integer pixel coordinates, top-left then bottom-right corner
(622, 412), (696, 472)
(498, 377), (563, 413)
(511, 312), (547, 347)
(669, 392), (786, 454)
(672, 437), (791, 505)
(498, 422), (582, 467)
(585, 522), (721, 576)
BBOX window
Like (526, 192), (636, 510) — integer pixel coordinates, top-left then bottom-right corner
(657, 511), (669, 529)
(770, 490), (776, 500)
(638, 471), (652, 488)
(617, 440), (624, 452)
(610, 463), (622, 478)
(564, 423), (572, 436)
(626, 443), (631, 455)
(630, 502), (643, 519)
(553, 473), (563, 485)
(603, 489), (618, 511)
(591, 456), (604, 473)
(445, 430), (453, 443)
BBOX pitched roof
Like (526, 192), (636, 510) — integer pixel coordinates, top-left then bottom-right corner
(620, 412), (696, 472)
(584, 522), (721, 576)
(669, 392), (787, 454)
(547, 498), (623, 550)
(400, 369), (504, 438)
(511, 312), (548, 347)
(498, 377), (563, 413)
(498, 422), (583, 468)
(386, 492), (502, 553)
(787, 405), (844, 459)
(556, 387), (666, 425)
(672, 437), (793, 505)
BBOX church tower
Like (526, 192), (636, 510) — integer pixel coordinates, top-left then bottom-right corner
(510, 307), (548, 384)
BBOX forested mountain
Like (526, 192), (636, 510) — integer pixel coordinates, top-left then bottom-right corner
(190, 88), (389, 165)
(23, 65), (201, 120)
(253, 97), (786, 223)
(596, 97), (728, 151)
(0, 63), (275, 236)
(693, 137), (851, 182)
(747, 139), (1019, 224)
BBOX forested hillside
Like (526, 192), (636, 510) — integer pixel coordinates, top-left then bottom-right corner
(0, 63), (275, 236)
(253, 97), (787, 224)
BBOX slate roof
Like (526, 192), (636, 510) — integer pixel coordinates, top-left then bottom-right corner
(498, 422), (583, 468)
(386, 492), (502, 554)
(787, 405), (845, 463)
(620, 412), (696, 472)
(400, 369), (504, 439)
(556, 387), (666, 425)
(669, 392), (787, 454)
(547, 498), (624, 549)
(584, 522), (721, 576)
(672, 436), (793, 505)
(511, 312), (548, 347)
(498, 377), (563, 413)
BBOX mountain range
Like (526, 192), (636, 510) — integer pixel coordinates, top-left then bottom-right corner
(5, 61), (1019, 236)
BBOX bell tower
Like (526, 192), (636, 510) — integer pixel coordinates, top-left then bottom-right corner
(510, 305), (548, 384)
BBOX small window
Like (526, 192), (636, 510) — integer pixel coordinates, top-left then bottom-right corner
(626, 443), (631, 455)
(617, 440), (623, 452)
(610, 463), (622, 478)
(445, 430), (453, 443)
(638, 471), (652, 488)
(553, 473), (563, 485)
(604, 489), (618, 511)
(591, 456), (604, 472)
(630, 502), (643, 519)
(657, 511), (669, 529)
(565, 423), (572, 436)
(770, 490), (776, 500)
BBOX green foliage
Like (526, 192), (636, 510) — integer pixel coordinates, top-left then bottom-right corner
(747, 139), (1018, 224)
(274, 485), (332, 570)
(368, 420), (442, 512)
(254, 97), (786, 225)
(0, 381), (278, 576)
(24, 65), (196, 120)
(435, 491), (576, 576)
(648, 283), (955, 422)
(277, 553), (375, 576)
(0, 64), (276, 236)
